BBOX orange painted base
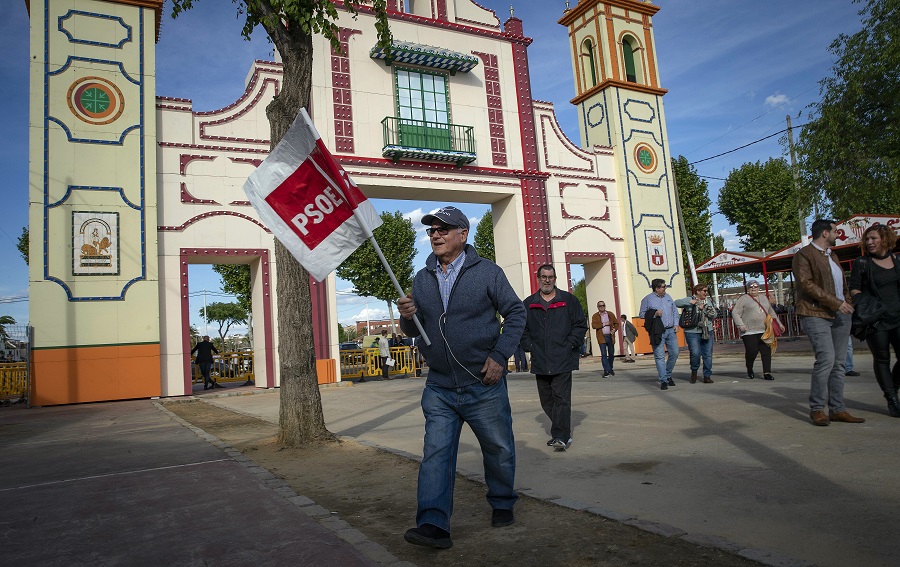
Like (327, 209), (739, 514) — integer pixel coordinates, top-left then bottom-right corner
(32, 344), (161, 406)
(632, 319), (686, 355)
(316, 358), (336, 385)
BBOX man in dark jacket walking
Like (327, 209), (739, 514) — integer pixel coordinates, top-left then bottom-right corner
(398, 206), (525, 550)
(521, 265), (587, 451)
(191, 336), (221, 390)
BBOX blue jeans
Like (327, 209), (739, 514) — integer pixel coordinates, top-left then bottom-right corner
(598, 335), (615, 373)
(845, 336), (854, 372)
(417, 381), (517, 531)
(684, 332), (713, 377)
(801, 314), (851, 412)
(653, 327), (680, 383)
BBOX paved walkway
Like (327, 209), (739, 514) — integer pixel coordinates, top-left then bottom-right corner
(208, 345), (897, 567)
(0, 400), (394, 567)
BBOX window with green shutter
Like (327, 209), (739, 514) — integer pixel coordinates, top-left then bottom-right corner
(396, 68), (451, 151)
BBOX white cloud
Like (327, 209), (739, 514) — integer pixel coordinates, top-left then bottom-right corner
(765, 93), (790, 107)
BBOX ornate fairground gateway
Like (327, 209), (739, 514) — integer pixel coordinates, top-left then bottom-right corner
(26, 0), (684, 405)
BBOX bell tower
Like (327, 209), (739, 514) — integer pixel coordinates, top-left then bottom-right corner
(560, 0), (685, 300)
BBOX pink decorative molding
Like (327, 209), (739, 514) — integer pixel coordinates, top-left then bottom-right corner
(180, 182), (220, 205)
(564, 251), (624, 352)
(559, 182), (610, 221)
(197, 75), (281, 146)
(552, 224), (624, 241)
(507, 15), (551, 292)
(180, 248), (274, 393)
(473, 51), (507, 166)
(158, 211), (272, 233)
(332, 28), (361, 154)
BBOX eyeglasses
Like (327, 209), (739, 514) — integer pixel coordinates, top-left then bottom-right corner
(598, 304), (606, 307)
(426, 225), (456, 236)
(748, 284), (759, 288)
(539, 275), (557, 281)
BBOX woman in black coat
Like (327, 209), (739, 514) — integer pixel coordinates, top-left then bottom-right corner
(849, 224), (900, 417)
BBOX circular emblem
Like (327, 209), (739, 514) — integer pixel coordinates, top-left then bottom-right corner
(67, 76), (124, 125)
(633, 142), (657, 174)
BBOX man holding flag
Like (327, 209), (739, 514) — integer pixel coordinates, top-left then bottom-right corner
(398, 206), (525, 549)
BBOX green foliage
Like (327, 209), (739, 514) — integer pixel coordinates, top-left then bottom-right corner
(796, 0), (900, 219)
(16, 227), (28, 266)
(473, 210), (495, 262)
(170, 0), (392, 55)
(0, 315), (15, 341)
(571, 279), (588, 317)
(672, 156), (711, 287)
(336, 211), (416, 302)
(213, 264), (252, 313)
(718, 158), (803, 253)
(199, 301), (248, 342)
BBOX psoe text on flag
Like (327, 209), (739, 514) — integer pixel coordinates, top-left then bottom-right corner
(243, 109), (381, 281)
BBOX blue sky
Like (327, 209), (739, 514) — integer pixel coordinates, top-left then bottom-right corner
(0, 0), (864, 333)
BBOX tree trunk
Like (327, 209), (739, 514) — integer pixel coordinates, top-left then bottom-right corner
(266, 27), (334, 446)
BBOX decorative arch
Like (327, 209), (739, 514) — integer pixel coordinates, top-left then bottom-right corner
(580, 37), (598, 89)
(620, 33), (645, 85)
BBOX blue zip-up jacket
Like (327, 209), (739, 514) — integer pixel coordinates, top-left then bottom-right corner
(520, 288), (587, 375)
(399, 245), (526, 388)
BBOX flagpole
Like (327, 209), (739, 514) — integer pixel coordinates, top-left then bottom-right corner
(350, 210), (432, 346)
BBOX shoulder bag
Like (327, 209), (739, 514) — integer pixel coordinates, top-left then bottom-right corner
(679, 303), (698, 329)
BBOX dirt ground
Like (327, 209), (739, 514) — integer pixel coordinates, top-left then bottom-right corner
(164, 399), (764, 567)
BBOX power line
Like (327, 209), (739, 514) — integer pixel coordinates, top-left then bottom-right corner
(687, 125), (802, 166)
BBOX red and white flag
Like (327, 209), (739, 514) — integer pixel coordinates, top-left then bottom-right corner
(243, 109), (381, 281)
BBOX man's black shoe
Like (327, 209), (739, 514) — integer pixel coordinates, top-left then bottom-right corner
(660, 382), (668, 390)
(602, 372), (610, 378)
(845, 370), (861, 377)
(610, 370), (616, 376)
(491, 508), (515, 527)
(667, 378), (676, 386)
(404, 524), (452, 549)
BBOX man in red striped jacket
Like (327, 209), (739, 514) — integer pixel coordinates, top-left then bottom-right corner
(521, 264), (588, 452)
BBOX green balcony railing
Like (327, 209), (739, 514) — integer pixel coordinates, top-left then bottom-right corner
(381, 116), (476, 167)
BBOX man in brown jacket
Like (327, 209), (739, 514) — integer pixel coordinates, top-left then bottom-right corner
(792, 219), (865, 427)
(591, 301), (619, 377)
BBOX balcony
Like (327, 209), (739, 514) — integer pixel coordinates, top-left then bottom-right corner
(381, 116), (476, 167)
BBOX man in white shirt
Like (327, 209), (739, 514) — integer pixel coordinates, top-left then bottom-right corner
(378, 329), (391, 381)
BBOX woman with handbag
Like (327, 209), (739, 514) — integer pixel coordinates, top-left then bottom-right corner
(848, 223), (900, 417)
(732, 280), (782, 380)
(675, 284), (718, 383)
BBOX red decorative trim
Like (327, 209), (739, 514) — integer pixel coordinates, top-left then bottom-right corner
(158, 96), (191, 102)
(179, 154), (215, 176)
(559, 182), (609, 221)
(180, 182), (220, 205)
(473, 51), (507, 166)
(158, 211), (272, 233)
(337, 155), (548, 180)
(197, 76), (281, 145)
(159, 141), (269, 154)
(332, 1), (525, 44)
(332, 28), (361, 154)
(507, 18), (551, 292)
(230, 157), (263, 168)
(310, 276), (330, 360)
(435, 0), (448, 21)
(539, 114), (596, 173)
(564, 251), (624, 353)
(551, 224), (624, 241)
(350, 170), (519, 187)
(180, 248), (275, 392)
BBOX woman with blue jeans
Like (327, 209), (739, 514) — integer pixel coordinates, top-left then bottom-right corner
(675, 284), (718, 383)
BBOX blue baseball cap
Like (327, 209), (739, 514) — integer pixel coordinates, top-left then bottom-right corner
(421, 206), (469, 230)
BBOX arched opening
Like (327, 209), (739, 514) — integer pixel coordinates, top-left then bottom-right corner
(622, 36), (641, 83)
(580, 38), (598, 89)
